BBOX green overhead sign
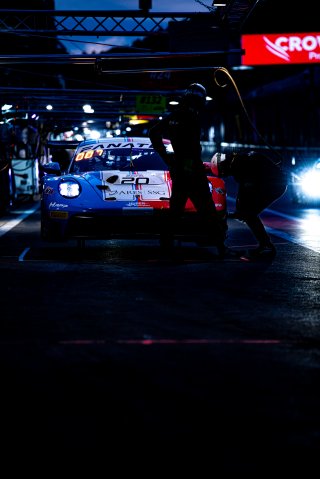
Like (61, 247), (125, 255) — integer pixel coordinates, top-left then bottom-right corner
(136, 94), (166, 114)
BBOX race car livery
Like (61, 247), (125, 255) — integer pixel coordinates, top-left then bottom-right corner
(40, 137), (227, 244)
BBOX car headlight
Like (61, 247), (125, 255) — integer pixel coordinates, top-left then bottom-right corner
(59, 179), (81, 198)
(300, 169), (320, 198)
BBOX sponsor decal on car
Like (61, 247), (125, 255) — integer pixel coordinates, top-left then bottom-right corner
(44, 186), (55, 195)
(49, 202), (68, 208)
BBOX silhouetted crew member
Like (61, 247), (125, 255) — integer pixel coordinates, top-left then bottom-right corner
(211, 150), (287, 258)
(149, 83), (227, 256)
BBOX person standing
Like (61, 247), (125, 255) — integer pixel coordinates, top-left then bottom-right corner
(149, 83), (227, 257)
(211, 150), (288, 259)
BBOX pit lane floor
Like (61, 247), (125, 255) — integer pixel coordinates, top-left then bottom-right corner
(0, 197), (319, 474)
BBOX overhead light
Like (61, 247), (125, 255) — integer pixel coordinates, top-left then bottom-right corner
(129, 119), (149, 125)
(83, 104), (94, 113)
(74, 134), (84, 141)
(1, 104), (12, 111)
(232, 65), (253, 70)
(90, 130), (101, 139)
(127, 114), (151, 125)
(46, 104), (53, 110)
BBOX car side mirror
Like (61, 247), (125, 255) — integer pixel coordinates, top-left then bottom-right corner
(41, 162), (62, 175)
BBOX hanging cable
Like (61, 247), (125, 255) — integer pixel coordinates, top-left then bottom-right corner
(213, 66), (284, 165)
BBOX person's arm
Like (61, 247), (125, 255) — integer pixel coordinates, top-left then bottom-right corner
(149, 120), (168, 159)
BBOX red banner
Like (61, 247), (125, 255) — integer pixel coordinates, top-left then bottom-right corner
(242, 32), (320, 65)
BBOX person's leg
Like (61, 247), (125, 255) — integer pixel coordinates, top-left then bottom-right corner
(189, 174), (227, 255)
(235, 187), (276, 258)
(231, 209), (276, 260)
(243, 214), (275, 252)
(160, 179), (187, 252)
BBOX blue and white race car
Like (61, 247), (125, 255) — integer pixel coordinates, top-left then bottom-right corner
(40, 137), (227, 245)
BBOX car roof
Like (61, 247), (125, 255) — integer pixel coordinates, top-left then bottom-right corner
(76, 137), (171, 150)
(78, 137), (152, 146)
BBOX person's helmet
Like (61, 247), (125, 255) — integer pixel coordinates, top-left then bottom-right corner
(211, 152), (226, 176)
(183, 83), (207, 110)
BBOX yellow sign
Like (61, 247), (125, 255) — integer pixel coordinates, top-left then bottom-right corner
(50, 211), (69, 219)
(136, 95), (166, 114)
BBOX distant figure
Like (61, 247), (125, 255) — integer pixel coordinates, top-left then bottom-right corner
(149, 83), (227, 257)
(0, 120), (14, 161)
(211, 150), (287, 259)
(52, 148), (71, 172)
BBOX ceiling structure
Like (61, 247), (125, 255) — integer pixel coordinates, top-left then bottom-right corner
(0, 1), (315, 133)
(0, 3), (262, 38)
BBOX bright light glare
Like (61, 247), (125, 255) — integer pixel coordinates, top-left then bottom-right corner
(1, 104), (12, 111)
(301, 211), (320, 235)
(90, 130), (100, 139)
(83, 104), (94, 113)
(166, 143), (174, 153)
(300, 170), (320, 198)
(294, 209), (320, 252)
(74, 134), (84, 141)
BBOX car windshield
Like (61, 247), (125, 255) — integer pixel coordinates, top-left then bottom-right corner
(69, 147), (168, 173)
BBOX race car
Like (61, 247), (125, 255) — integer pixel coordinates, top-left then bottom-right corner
(290, 158), (320, 205)
(40, 137), (227, 245)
